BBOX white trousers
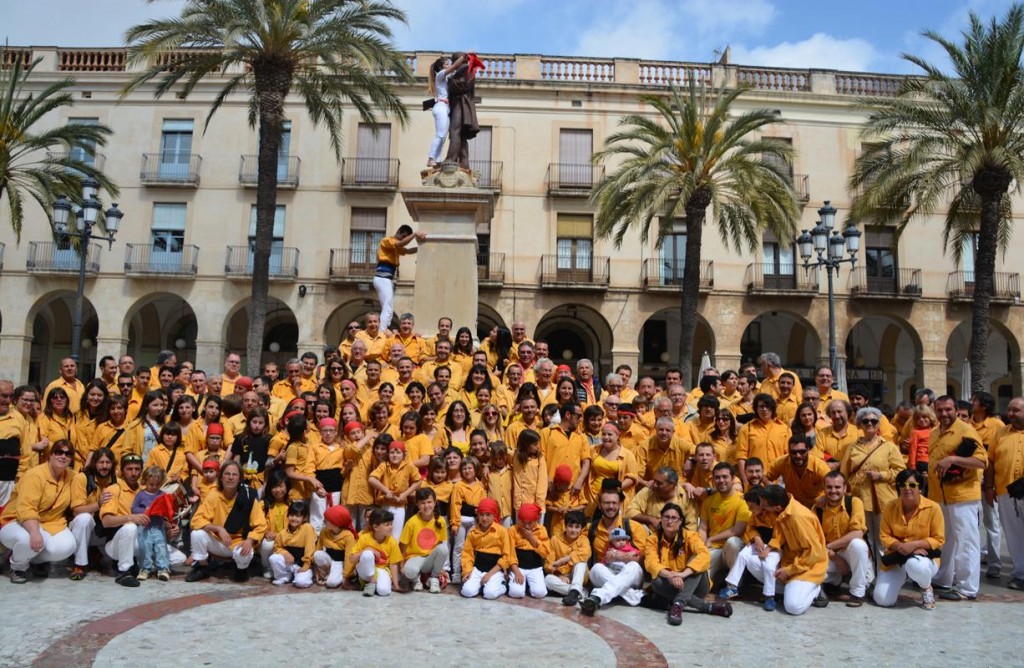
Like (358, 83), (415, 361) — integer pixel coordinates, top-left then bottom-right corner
(709, 536), (744, 576)
(461, 567), (506, 599)
(309, 492), (341, 535)
(508, 566), (547, 599)
(588, 561), (644, 606)
(259, 538), (276, 569)
(312, 550), (346, 588)
(429, 101), (450, 162)
(936, 500), (981, 597)
(102, 522), (185, 573)
(452, 516), (475, 579)
(982, 498), (1002, 567)
(0, 480), (14, 506)
(824, 538), (874, 598)
(69, 513), (102, 567)
(726, 544), (781, 596)
(403, 544), (450, 580)
(782, 579), (821, 616)
(356, 549), (393, 595)
(372, 277), (395, 330)
(0, 522), (76, 571)
(873, 555), (938, 607)
(383, 506), (406, 541)
(267, 553), (314, 587)
(190, 529), (255, 568)
(544, 563), (587, 596)
(997, 494), (1024, 580)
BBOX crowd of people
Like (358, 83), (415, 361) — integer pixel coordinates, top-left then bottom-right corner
(1, 310), (1022, 625)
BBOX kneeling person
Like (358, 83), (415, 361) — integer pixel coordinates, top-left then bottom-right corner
(818, 471), (873, 606)
(545, 510), (591, 606)
(759, 484), (829, 615)
(508, 503), (550, 599)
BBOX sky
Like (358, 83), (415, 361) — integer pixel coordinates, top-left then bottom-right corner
(1, 0), (1018, 74)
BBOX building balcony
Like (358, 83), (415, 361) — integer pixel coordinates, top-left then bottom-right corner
(547, 163), (603, 196)
(469, 160), (503, 192)
(124, 243), (199, 277)
(946, 270), (1021, 305)
(792, 173), (810, 202)
(850, 266), (922, 299)
(45, 151), (107, 173)
(225, 246), (299, 280)
(540, 254), (610, 290)
(0, 241), (4, 271)
(641, 259), (713, 293)
(239, 155), (300, 189)
(478, 252), (505, 288)
(140, 153), (202, 187)
(744, 263), (819, 296)
(26, 241), (101, 274)
(328, 248), (379, 284)
(340, 157), (399, 190)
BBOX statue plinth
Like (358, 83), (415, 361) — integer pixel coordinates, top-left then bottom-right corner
(402, 181), (495, 333)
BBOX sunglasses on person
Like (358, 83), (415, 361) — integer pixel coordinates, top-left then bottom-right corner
(51, 448), (73, 458)
(898, 482), (921, 490)
(860, 419), (879, 426)
(483, 410), (498, 416)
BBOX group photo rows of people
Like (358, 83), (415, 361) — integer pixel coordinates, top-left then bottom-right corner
(1, 302), (1023, 625)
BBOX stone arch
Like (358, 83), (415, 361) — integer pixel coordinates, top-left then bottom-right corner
(323, 297), (381, 350)
(845, 314), (923, 405)
(123, 293), (199, 367)
(535, 304), (614, 373)
(224, 297), (299, 370)
(26, 291), (98, 385)
(739, 310), (822, 384)
(637, 308), (715, 381)
(476, 303), (507, 342)
(946, 319), (1021, 410)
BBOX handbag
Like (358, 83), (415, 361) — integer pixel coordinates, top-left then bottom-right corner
(941, 438), (978, 482)
(1007, 476), (1024, 500)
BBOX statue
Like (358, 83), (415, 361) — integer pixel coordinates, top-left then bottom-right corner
(444, 52), (484, 169)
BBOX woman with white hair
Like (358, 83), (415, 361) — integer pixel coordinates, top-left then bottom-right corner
(839, 406), (906, 572)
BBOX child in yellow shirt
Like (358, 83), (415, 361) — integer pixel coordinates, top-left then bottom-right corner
(350, 508), (404, 596)
(450, 455), (487, 584)
(544, 510), (592, 606)
(460, 497), (512, 600)
(368, 440), (422, 539)
(400, 487), (451, 593)
(546, 463), (586, 538)
(486, 442), (513, 527)
(268, 501), (315, 588)
(258, 469), (291, 579)
(314, 505), (358, 588)
(508, 503), (550, 599)
(423, 456), (454, 518)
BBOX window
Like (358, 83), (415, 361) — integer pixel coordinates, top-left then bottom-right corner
(864, 227), (896, 292)
(151, 203), (187, 269)
(763, 137), (793, 180)
(762, 231), (796, 289)
(276, 121), (291, 181)
(249, 205), (286, 274)
(349, 208), (386, 267)
(558, 129), (593, 187)
(356, 123), (391, 183)
(556, 214), (593, 279)
(159, 119), (194, 180)
(68, 117), (99, 167)
(658, 218), (687, 285)
(469, 126), (493, 186)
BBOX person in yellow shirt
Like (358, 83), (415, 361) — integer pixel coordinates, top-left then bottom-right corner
(758, 353), (804, 402)
(267, 500), (316, 588)
(928, 395), (986, 600)
(350, 508), (405, 596)
(372, 225), (426, 330)
(144, 422), (189, 484)
(617, 403), (650, 453)
(310, 417), (345, 533)
(970, 390), (1005, 579)
(68, 446), (117, 580)
(645, 502), (732, 624)
(450, 455), (487, 584)
(579, 483), (649, 616)
(686, 397), (719, 447)
(545, 510), (592, 606)
(314, 504), (358, 588)
(507, 502), (550, 599)
(984, 397), (1024, 589)
(388, 313), (429, 365)
(767, 435), (832, 509)
(873, 469), (944, 609)
(460, 497), (513, 599)
(486, 443), (513, 526)
(368, 440), (421, 539)
(719, 487), (781, 609)
(817, 471), (872, 606)
(44, 357), (85, 414)
(773, 373), (800, 426)
(760, 484), (829, 615)
(400, 487), (450, 593)
(699, 462), (750, 579)
(818, 400), (862, 464)
(736, 394), (792, 486)
(635, 418), (693, 488)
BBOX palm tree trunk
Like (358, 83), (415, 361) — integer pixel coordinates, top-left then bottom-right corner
(969, 193), (1001, 395)
(247, 69), (289, 377)
(678, 189), (711, 388)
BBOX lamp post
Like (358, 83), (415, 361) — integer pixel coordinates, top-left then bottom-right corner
(796, 200), (860, 388)
(51, 177), (124, 364)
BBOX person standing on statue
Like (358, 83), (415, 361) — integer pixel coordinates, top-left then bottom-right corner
(374, 225), (426, 332)
(444, 52), (484, 169)
(426, 54), (466, 168)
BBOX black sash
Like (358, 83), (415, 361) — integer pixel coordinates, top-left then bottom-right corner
(285, 545), (305, 562)
(223, 486), (257, 537)
(326, 547), (346, 561)
(473, 552), (500, 572)
(315, 468), (343, 493)
(755, 526), (774, 543)
(0, 436), (19, 481)
(515, 548), (543, 570)
(460, 501), (478, 517)
(436, 500), (450, 517)
(881, 548), (942, 567)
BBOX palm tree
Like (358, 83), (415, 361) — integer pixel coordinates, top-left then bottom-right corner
(124, 0), (411, 375)
(591, 82), (801, 387)
(1, 49), (116, 242)
(850, 4), (1024, 395)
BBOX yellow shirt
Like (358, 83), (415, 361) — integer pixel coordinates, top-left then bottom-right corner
(768, 495), (827, 584)
(736, 418), (791, 465)
(376, 236), (408, 266)
(816, 425), (861, 462)
(700, 492), (751, 547)
(284, 440), (315, 501)
(590, 516), (649, 562)
(988, 424), (1024, 496)
(44, 377), (85, 414)
(509, 523), (551, 567)
(191, 488), (268, 545)
(485, 467), (513, 520)
(400, 512), (449, 559)
(99, 478), (139, 520)
(818, 495), (867, 544)
(352, 530), (403, 566)
(635, 436), (693, 481)
(450, 479), (487, 527)
(144, 444), (189, 483)
(546, 532), (592, 575)
(685, 418), (717, 448)
(972, 416), (1006, 450)
(355, 330), (390, 362)
(839, 439), (906, 513)
(462, 521), (513, 574)
(0, 463), (74, 534)
(70, 470), (114, 509)
(274, 523), (316, 569)
(644, 529), (711, 579)
(879, 495), (945, 571)
(759, 369), (803, 402)
(767, 454), (832, 509)
(541, 426), (591, 482)
(927, 419), (985, 505)
(512, 455), (548, 511)
(318, 527), (358, 578)
(369, 460), (421, 506)
(625, 485), (699, 531)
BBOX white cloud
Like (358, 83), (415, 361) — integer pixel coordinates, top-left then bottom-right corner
(679, 0), (777, 36)
(571, 0), (680, 60)
(731, 33), (879, 72)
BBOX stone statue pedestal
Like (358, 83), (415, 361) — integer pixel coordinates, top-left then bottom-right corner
(402, 185), (494, 333)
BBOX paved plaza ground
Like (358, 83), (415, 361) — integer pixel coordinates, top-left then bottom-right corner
(7, 564), (1022, 667)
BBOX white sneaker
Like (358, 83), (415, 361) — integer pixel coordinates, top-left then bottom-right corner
(272, 578), (290, 586)
(263, 570), (273, 580)
(413, 578), (424, 592)
(622, 587), (644, 607)
(363, 582), (375, 597)
(136, 570), (150, 581)
(429, 577), (441, 594)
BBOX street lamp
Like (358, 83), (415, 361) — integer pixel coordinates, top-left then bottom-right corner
(796, 200), (860, 388)
(51, 177), (125, 364)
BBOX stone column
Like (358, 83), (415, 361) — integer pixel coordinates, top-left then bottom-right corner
(0, 334), (32, 382)
(402, 184), (495, 333)
(921, 357), (949, 395)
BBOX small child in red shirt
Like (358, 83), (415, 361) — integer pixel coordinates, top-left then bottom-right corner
(907, 405), (936, 485)
(604, 527), (640, 574)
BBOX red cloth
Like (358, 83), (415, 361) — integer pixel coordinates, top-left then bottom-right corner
(466, 52), (486, 81)
(145, 492), (176, 520)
